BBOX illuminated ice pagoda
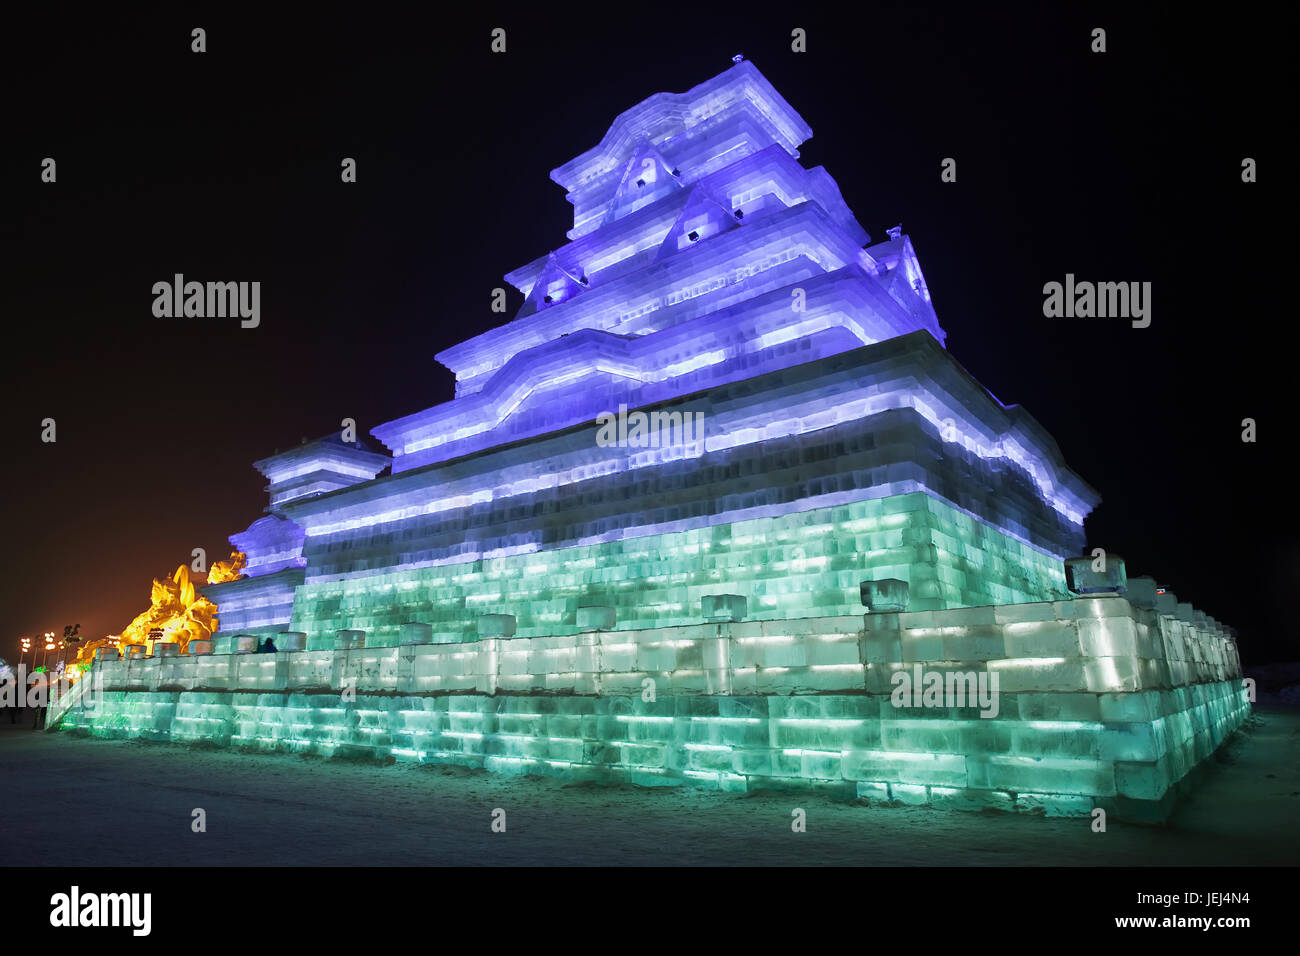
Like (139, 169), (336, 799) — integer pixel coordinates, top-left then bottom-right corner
(63, 59), (1247, 822)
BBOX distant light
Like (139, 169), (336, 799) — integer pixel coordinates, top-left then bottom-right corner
(732, 54), (744, 63)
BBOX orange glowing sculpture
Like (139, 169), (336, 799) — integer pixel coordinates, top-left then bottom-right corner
(116, 565), (217, 656)
(76, 553), (246, 663)
(207, 550), (246, 584)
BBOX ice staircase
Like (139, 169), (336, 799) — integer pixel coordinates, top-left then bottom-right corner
(44, 671), (93, 731)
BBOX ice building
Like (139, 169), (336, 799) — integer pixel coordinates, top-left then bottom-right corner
(58, 60), (1247, 822)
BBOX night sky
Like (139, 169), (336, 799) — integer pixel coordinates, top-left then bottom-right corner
(3, 4), (1293, 664)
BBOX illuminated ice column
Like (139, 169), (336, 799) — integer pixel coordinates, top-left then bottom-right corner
(698, 596), (748, 695)
(1121, 575), (1164, 683)
(900, 546), (945, 611)
(859, 601), (904, 694)
(573, 630), (601, 696)
(1150, 590), (1187, 686)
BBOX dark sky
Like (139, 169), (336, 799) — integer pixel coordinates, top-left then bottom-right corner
(3, 4), (1293, 663)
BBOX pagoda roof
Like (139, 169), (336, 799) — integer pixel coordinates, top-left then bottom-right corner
(550, 60), (812, 196)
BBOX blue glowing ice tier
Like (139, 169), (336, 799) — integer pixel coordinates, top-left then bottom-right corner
(229, 514), (307, 578)
(382, 327), (1099, 531)
(202, 567), (304, 637)
(421, 60), (943, 470)
(379, 261), (944, 472)
(551, 59), (814, 240)
(201, 513), (310, 636)
(252, 432), (391, 510)
(436, 145), (940, 395)
(503, 143), (871, 324)
(288, 332), (1099, 579)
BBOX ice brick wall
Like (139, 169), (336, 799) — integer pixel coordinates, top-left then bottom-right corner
(85, 595), (1241, 697)
(64, 592), (1247, 821)
(289, 492), (1070, 649)
(294, 334), (1095, 576)
(65, 683), (1246, 823)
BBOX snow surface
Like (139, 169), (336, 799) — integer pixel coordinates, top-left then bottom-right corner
(2, 709), (1297, 866)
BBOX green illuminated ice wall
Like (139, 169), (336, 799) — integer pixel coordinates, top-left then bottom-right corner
(61, 592), (1248, 823)
(289, 492), (1070, 649)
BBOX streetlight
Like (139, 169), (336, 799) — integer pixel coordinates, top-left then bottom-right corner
(42, 632), (55, 672)
(20, 636), (32, 672)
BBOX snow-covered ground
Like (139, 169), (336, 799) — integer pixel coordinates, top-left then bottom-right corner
(2, 708), (1297, 866)
(1246, 663), (1300, 707)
